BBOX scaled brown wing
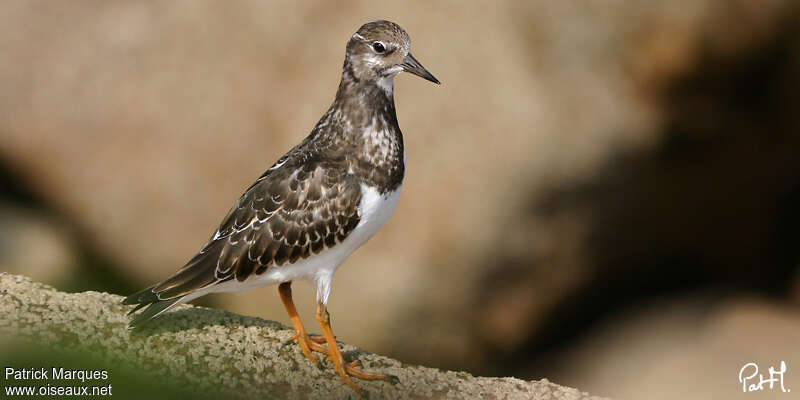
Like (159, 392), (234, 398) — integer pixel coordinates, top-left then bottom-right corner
(149, 161), (362, 300)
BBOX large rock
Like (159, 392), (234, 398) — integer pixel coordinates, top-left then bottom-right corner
(0, 272), (606, 400)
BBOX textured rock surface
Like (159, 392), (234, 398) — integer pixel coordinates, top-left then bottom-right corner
(0, 273), (606, 400)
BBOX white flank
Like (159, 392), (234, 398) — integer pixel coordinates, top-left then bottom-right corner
(199, 183), (403, 305)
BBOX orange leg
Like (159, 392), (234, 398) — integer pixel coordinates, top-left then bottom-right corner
(278, 282), (319, 364)
(315, 302), (394, 393)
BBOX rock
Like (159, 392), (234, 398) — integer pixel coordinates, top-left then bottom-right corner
(0, 272), (606, 400)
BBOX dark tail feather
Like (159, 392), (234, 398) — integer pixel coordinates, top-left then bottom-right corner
(122, 285), (179, 328)
(150, 240), (224, 295)
(127, 298), (182, 329)
(157, 270), (217, 300)
(123, 242), (224, 328)
(122, 285), (158, 306)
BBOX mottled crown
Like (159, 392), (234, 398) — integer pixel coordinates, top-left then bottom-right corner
(352, 20), (410, 53)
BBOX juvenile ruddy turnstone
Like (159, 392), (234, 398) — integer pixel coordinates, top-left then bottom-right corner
(123, 20), (439, 392)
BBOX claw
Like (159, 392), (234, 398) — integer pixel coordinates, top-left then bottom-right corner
(309, 335), (328, 344)
(343, 359), (395, 382)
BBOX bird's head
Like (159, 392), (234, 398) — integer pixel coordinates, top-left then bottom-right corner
(345, 20), (440, 91)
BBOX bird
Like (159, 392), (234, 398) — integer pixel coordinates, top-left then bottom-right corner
(122, 20), (439, 393)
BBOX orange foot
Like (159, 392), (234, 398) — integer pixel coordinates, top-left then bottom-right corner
(279, 282), (396, 393)
(314, 303), (396, 393)
(287, 332), (326, 364)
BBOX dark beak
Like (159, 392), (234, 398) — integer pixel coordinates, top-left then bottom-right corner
(401, 53), (440, 84)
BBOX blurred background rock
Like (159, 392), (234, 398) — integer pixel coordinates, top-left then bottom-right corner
(1, 1), (799, 399)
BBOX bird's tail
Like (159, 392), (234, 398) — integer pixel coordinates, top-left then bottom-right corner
(122, 287), (183, 328)
(122, 241), (225, 328)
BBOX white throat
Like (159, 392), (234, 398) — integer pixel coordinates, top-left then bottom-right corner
(377, 76), (394, 95)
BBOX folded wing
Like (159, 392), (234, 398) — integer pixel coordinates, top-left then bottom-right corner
(123, 159), (362, 327)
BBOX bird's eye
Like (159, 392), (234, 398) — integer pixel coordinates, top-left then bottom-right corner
(372, 42), (386, 54)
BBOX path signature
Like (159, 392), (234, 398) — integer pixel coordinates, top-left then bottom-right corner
(739, 361), (790, 393)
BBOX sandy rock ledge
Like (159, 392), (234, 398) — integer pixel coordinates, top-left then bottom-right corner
(0, 273), (606, 400)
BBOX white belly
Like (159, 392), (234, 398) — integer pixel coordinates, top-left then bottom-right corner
(206, 183), (402, 304)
